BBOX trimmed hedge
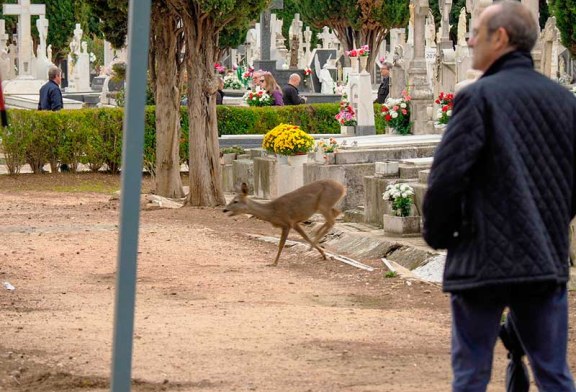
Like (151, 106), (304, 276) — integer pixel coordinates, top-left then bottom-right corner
(0, 104), (387, 174)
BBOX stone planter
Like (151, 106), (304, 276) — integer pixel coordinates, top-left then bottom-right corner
(350, 57), (359, 73)
(434, 123), (447, 133)
(341, 125), (356, 136)
(359, 56), (368, 73)
(324, 152), (336, 165)
(221, 153), (236, 164)
(383, 214), (421, 236)
(277, 154), (289, 165)
(286, 154), (308, 167)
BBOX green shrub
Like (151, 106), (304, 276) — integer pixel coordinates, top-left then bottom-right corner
(0, 103), (388, 176)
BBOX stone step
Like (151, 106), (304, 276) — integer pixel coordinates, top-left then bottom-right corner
(399, 164), (430, 179)
(419, 169), (430, 184)
(343, 206), (365, 224)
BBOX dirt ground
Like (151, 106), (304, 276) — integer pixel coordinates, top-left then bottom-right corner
(0, 173), (575, 392)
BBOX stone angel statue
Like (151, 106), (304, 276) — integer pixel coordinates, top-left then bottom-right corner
(314, 54), (335, 94)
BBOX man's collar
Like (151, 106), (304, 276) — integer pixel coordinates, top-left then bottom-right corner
(481, 50), (534, 78)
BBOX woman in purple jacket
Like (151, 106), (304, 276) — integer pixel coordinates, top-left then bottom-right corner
(261, 73), (284, 106)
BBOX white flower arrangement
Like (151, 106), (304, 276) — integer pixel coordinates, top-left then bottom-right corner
(243, 87), (273, 106)
(224, 74), (243, 90)
(383, 183), (415, 217)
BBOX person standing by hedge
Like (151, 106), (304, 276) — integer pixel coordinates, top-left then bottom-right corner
(261, 72), (284, 106)
(282, 73), (306, 105)
(39, 66), (68, 172)
(38, 66), (63, 111)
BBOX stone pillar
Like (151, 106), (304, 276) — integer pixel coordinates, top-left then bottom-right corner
(408, 0), (435, 134)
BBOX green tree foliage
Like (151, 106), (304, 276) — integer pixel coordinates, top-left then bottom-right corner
(86, 0), (128, 48)
(539, 0), (550, 30)
(550, 0), (576, 56)
(294, 0), (409, 68)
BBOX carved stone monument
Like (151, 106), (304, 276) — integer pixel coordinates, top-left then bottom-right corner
(407, 0), (435, 134)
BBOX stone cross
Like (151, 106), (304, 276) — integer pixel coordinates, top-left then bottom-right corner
(317, 27), (332, 49)
(3, 0), (46, 77)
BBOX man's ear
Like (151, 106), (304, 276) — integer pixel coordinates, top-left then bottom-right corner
(493, 27), (511, 50)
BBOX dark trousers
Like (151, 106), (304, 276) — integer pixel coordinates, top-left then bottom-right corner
(450, 283), (576, 392)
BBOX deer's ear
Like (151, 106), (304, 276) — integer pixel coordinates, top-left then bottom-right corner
(241, 182), (249, 195)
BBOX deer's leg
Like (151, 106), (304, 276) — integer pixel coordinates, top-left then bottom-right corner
(272, 227), (290, 266)
(293, 223), (326, 260)
(311, 208), (340, 246)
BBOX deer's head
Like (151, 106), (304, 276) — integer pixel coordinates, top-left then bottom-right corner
(223, 182), (250, 216)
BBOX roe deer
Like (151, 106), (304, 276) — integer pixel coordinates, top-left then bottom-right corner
(223, 179), (346, 266)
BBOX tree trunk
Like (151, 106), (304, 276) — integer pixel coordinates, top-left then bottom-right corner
(152, 7), (184, 198)
(184, 42), (225, 207)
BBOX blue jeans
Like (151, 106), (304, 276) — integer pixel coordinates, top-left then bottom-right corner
(451, 283), (576, 392)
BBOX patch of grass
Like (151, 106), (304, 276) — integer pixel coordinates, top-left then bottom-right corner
(384, 271), (398, 278)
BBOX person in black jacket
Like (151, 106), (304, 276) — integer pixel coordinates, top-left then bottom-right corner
(38, 66), (63, 111)
(422, 2), (576, 391)
(374, 62), (391, 104)
(282, 74), (306, 105)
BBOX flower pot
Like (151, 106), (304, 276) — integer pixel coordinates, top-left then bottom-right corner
(359, 56), (368, 73)
(383, 214), (421, 236)
(341, 125), (356, 136)
(277, 154), (289, 165)
(314, 150), (325, 163)
(324, 152), (336, 165)
(434, 123), (447, 133)
(221, 153), (236, 165)
(287, 154), (308, 167)
(350, 57), (359, 73)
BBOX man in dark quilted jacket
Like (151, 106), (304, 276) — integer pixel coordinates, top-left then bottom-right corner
(422, 1), (576, 391)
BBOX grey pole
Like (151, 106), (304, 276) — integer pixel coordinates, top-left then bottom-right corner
(110, 0), (151, 391)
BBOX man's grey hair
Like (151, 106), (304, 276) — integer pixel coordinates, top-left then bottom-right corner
(486, 1), (539, 52)
(289, 73), (301, 81)
(381, 62), (393, 70)
(48, 66), (61, 80)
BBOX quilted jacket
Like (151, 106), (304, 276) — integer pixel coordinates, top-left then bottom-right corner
(423, 51), (576, 292)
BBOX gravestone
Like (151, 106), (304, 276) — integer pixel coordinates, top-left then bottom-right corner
(91, 75), (106, 92)
(253, 0), (283, 72)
